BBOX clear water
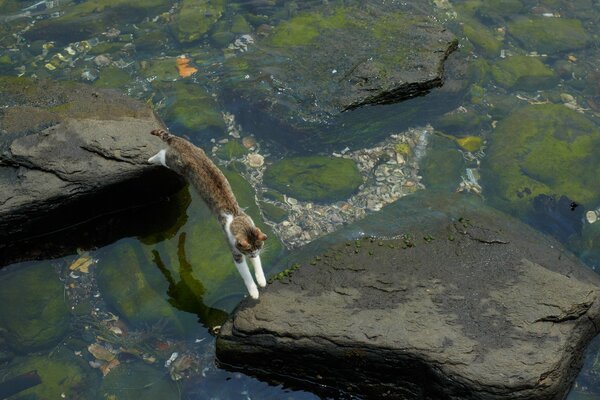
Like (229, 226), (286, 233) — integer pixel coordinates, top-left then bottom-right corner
(1, 0), (600, 399)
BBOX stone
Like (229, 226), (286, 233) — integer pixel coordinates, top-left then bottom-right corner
(0, 262), (70, 353)
(217, 192), (600, 399)
(224, 1), (457, 128)
(100, 361), (177, 400)
(490, 55), (557, 90)
(508, 17), (590, 54)
(0, 77), (184, 260)
(172, 0), (225, 44)
(264, 156), (363, 203)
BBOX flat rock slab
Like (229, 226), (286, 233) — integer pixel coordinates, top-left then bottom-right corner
(0, 77), (182, 257)
(226, 1), (457, 126)
(217, 194), (600, 399)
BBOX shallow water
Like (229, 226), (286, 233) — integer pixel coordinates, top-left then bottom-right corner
(1, 0), (600, 398)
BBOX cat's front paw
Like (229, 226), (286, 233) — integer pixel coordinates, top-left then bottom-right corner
(256, 274), (267, 288)
(248, 285), (259, 299)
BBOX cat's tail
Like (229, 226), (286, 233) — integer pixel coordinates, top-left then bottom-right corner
(150, 129), (174, 143)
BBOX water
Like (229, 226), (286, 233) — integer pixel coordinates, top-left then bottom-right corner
(1, 0), (600, 398)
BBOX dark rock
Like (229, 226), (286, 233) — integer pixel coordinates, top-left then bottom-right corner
(0, 77), (184, 265)
(217, 192), (600, 399)
(224, 1), (457, 128)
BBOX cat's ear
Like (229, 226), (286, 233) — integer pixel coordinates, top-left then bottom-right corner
(237, 238), (251, 249)
(254, 228), (267, 241)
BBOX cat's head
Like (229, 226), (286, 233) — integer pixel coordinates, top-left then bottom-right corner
(230, 215), (268, 257)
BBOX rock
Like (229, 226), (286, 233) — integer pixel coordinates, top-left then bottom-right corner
(224, 1), (457, 127)
(0, 262), (70, 353)
(172, 0), (225, 44)
(165, 81), (225, 135)
(100, 361), (178, 400)
(0, 77), (184, 257)
(507, 17), (590, 54)
(246, 153), (264, 168)
(462, 18), (503, 57)
(491, 55), (557, 90)
(483, 104), (600, 217)
(217, 192), (600, 399)
(264, 156), (363, 203)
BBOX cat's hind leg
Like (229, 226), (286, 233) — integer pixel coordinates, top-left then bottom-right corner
(249, 255), (267, 288)
(234, 255), (259, 299)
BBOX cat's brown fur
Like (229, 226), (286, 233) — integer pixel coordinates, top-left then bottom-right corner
(149, 129), (267, 260)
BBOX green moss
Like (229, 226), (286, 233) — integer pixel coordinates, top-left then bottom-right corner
(173, 0), (225, 44)
(215, 140), (248, 160)
(7, 349), (95, 400)
(0, 53), (11, 65)
(463, 19), (503, 57)
(263, 189), (286, 203)
(231, 14), (252, 34)
(140, 58), (179, 82)
(87, 41), (125, 55)
(0, 262), (70, 353)
(167, 81), (225, 133)
(96, 241), (186, 331)
(484, 104), (600, 213)
(395, 143), (411, 156)
(477, 0), (523, 20)
(269, 9), (350, 47)
(264, 156), (363, 203)
(491, 56), (556, 90)
(260, 201), (288, 223)
(101, 362), (177, 400)
(508, 18), (590, 53)
(268, 263), (300, 283)
(93, 66), (131, 89)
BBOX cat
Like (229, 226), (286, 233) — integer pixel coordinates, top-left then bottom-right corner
(148, 129), (267, 299)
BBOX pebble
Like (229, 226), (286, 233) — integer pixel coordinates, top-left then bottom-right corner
(246, 153), (264, 168)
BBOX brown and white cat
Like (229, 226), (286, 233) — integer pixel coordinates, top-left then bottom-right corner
(148, 129), (267, 299)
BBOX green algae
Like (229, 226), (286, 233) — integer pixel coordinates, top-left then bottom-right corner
(269, 9), (350, 48)
(484, 104), (600, 213)
(260, 201), (288, 223)
(231, 14), (252, 34)
(0, 262), (70, 353)
(140, 58), (180, 82)
(6, 348), (95, 400)
(215, 140), (248, 160)
(491, 56), (557, 90)
(166, 81), (225, 134)
(100, 362), (177, 400)
(173, 0), (225, 44)
(463, 19), (503, 57)
(508, 17), (590, 53)
(421, 135), (465, 192)
(477, 0), (523, 20)
(93, 66), (131, 89)
(264, 156), (363, 203)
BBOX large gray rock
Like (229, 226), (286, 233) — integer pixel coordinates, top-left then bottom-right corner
(225, 1), (457, 128)
(0, 77), (183, 262)
(217, 193), (600, 399)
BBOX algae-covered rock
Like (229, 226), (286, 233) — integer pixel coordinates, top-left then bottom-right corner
(508, 17), (590, 53)
(172, 0), (225, 44)
(476, 0), (523, 20)
(484, 104), (600, 214)
(140, 58), (180, 82)
(224, 1), (456, 129)
(93, 66), (131, 89)
(100, 362), (177, 400)
(463, 19), (503, 57)
(260, 201), (288, 223)
(24, 0), (171, 43)
(491, 55), (557, 90)
(421, 135), (465, 191)
(96, 240), (189, 332)
(165, 81), (225, 134)
(215, 140), (248, 160)
(264, 156), (363, 203)
(0, 262), (70, 353)
(6, 348), (96, 399)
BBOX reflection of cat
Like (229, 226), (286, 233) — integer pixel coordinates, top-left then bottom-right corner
(148, 129), (267, 299)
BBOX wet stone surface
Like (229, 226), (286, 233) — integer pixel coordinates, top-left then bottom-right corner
(217, 193), (600, 400)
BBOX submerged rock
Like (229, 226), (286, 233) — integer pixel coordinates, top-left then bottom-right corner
(491, 55), (557, 90)
(0, 77), (183, 260)
(100, 361), (178, 400)
(483, 104), (600, 216)
(264, 156), (363, 203)
(217, 192), (600, 399)
(0, 262), (70, 353)
(507, 17), (590, 54)
(225, 1), (457, 128)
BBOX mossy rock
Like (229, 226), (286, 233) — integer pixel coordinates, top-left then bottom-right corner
(231, 14), (252, 34)
(87, 41), (126, 56)
(476, 0), (523, 20)
(508, 17), (590, 53)
(421, 135), (465, 192)
(0, 262), (70, 353)
(462, 19), (503, 57)
(260, 201), (288, 223)
(215, 140), (248, 160)
(93, 66), (131, 89)
(264, 156), (363, 203)
(484, 104), (600, 214)
(173, 0), (225, 44)
(140, 58), (179, 82)
(166, 81), (225, 134)
(23, 0), (171, 43)
(96, 240), (189, 332)
(100, 362), (177, 400)
(435, 109), (490, 135)
(6, 349), (96, 400)
(491, 56), (557, 90)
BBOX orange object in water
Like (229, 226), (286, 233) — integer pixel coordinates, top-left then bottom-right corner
(176, 56), (198, 78)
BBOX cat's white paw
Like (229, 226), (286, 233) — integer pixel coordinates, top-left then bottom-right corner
(248, 285), (260, 299)
(256, 274), (267, 288)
